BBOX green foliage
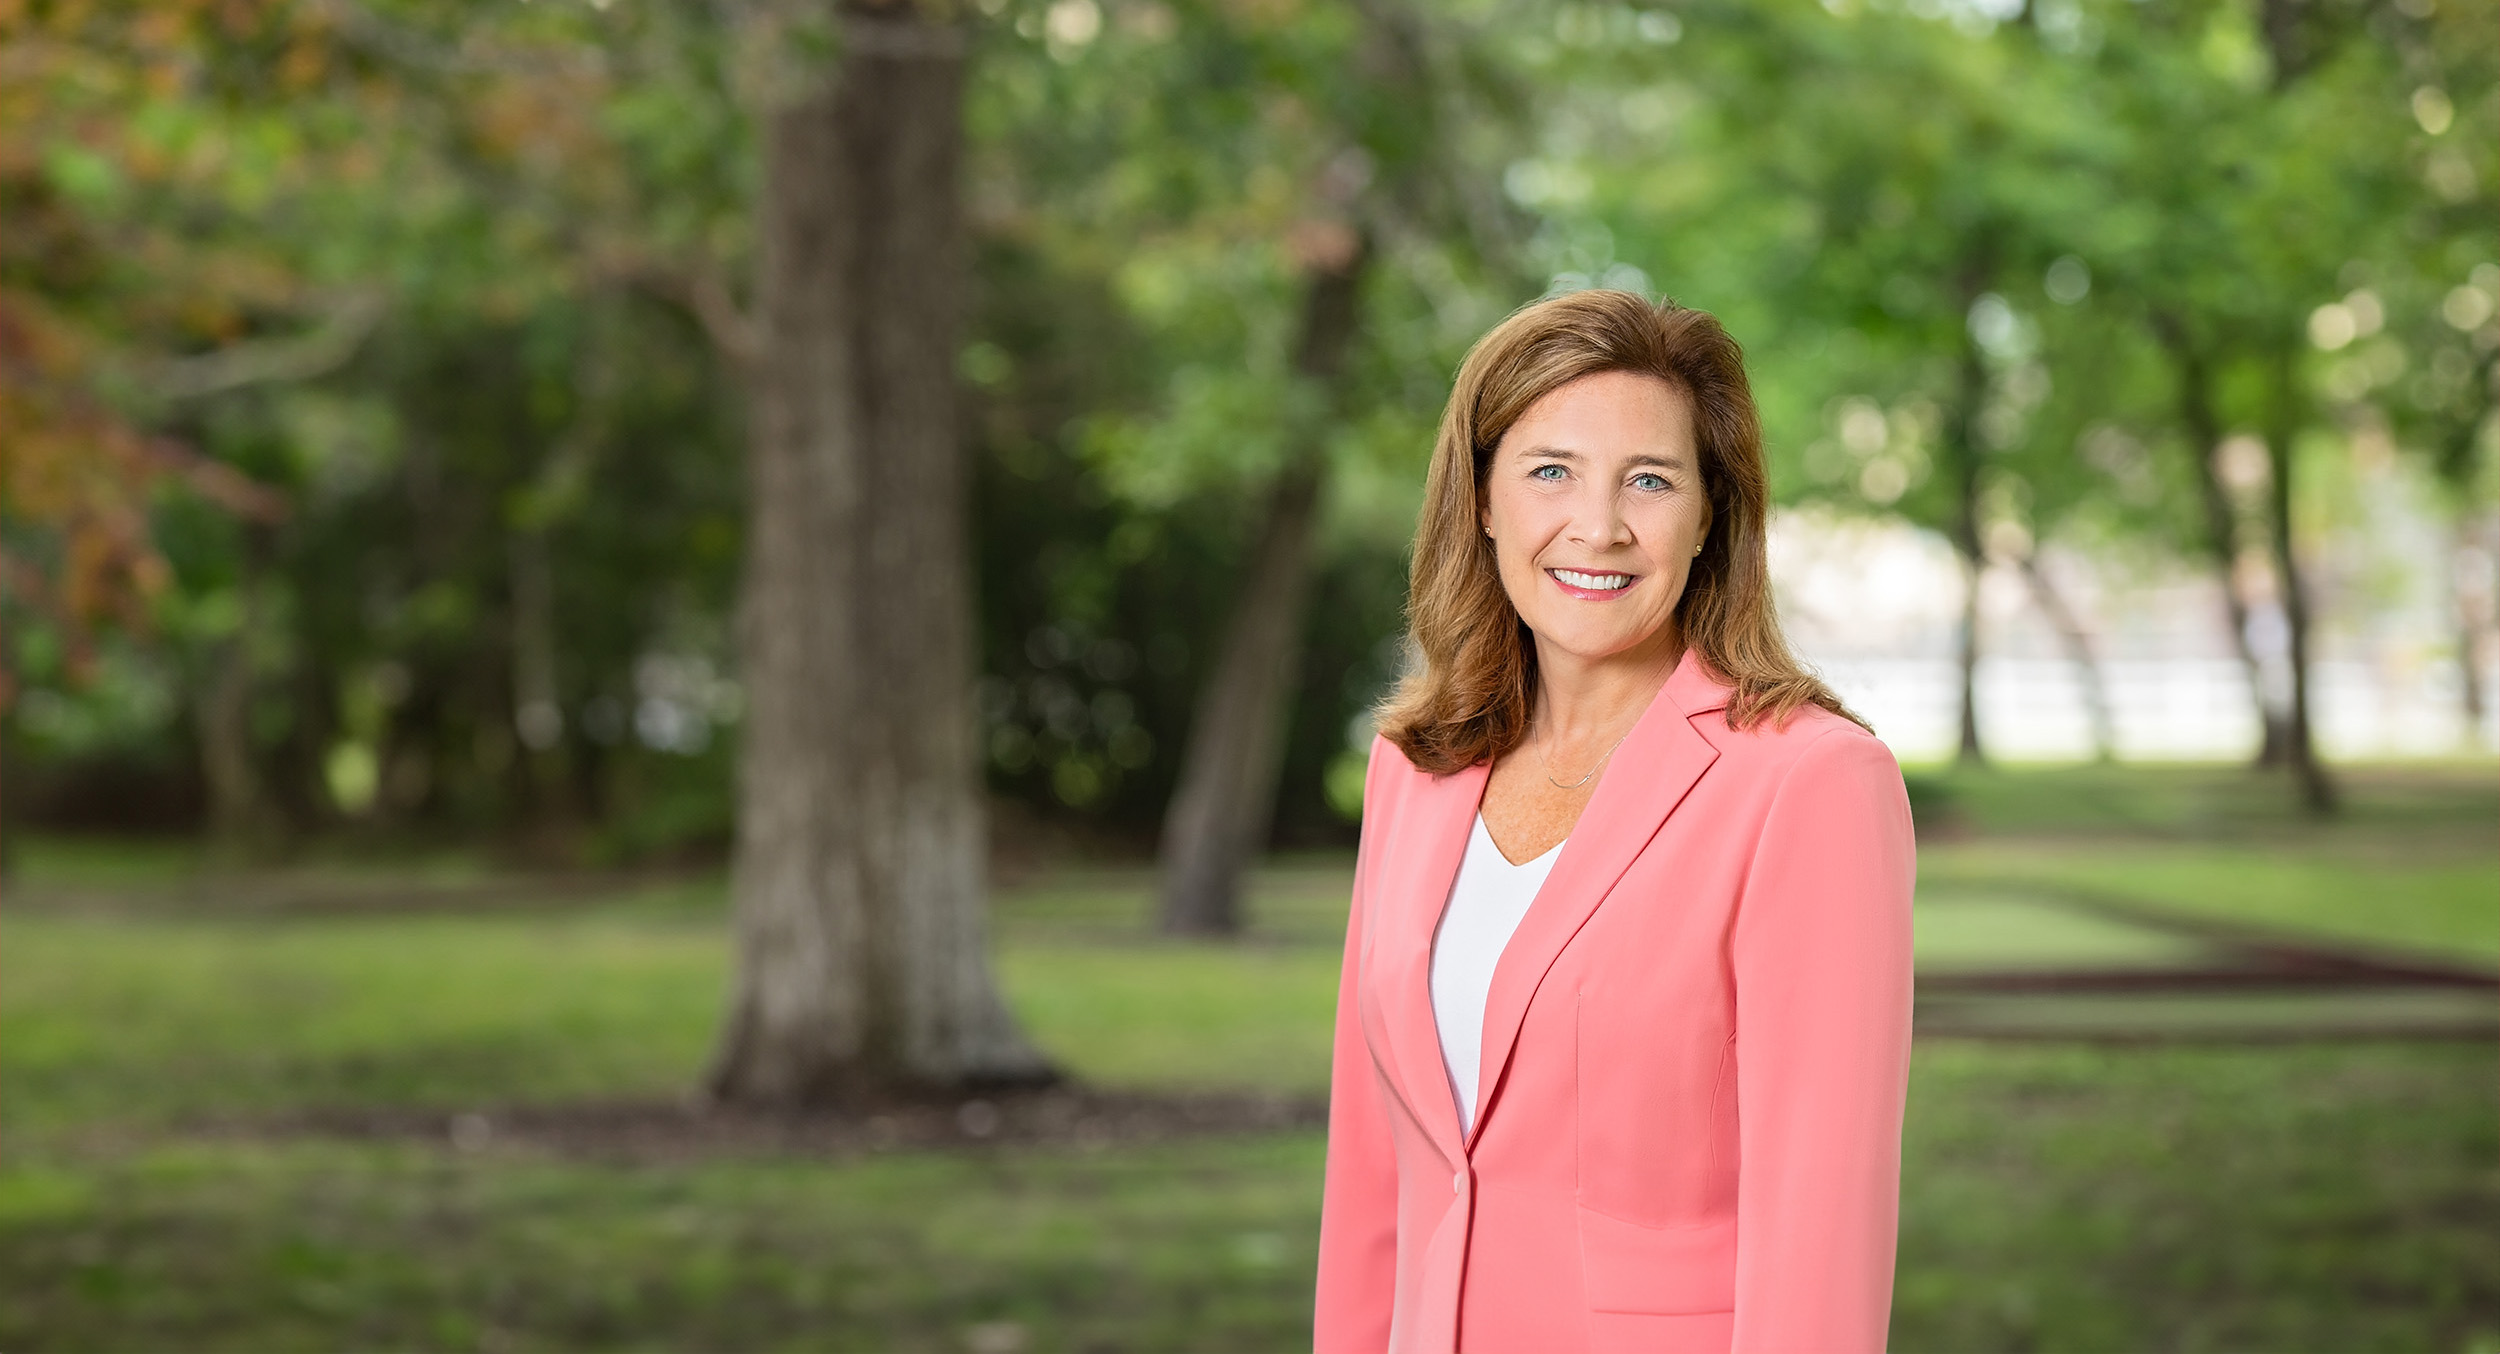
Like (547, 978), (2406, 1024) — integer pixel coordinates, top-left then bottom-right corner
(5, 0), (2492, 854)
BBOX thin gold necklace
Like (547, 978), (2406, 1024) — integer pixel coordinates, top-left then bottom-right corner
(1536, 723), (1632, 790)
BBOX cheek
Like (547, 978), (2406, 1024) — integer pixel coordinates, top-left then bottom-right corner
(1638, 499), (1706, 554)
(1488, 485), (1553, 556)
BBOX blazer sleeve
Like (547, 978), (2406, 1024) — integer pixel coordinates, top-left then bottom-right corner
(1729, 727), (1917, 1353)
(1314, 742), (1400, 1353)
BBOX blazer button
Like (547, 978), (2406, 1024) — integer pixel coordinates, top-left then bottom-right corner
(1452, 1170), (1466, 1195)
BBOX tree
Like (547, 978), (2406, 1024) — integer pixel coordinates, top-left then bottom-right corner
(1588, 4), (2097, 767)
(707, 0), (1050, 1101)
(0, 1), (323, 860)
(1147, 0), (1524, 934)
(1156, 239), (1367, 934)
(2079, 0), (2457, 811)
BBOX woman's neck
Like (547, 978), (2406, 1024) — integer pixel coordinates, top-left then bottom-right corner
(1529, 625), (1683, 746)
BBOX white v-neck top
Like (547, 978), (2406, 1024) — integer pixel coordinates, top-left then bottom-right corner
(1429, 814), (1566, 1134)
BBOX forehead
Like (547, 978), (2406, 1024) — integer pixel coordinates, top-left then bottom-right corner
(1495, 370), (1696, 462)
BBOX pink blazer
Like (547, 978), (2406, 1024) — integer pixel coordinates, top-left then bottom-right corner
(1315, 652), (1916, 1354)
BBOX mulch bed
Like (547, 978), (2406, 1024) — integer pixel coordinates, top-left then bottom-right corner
(1913, 891), (2500, 1042)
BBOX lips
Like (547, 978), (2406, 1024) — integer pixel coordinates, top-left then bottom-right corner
(1547, 567), (1635, 599)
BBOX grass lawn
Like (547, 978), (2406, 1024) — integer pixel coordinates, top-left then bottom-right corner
(2, 762), (2495, 1352)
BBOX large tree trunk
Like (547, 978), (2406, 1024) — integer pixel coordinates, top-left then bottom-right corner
(1156, 249), (1367, 936)
(708, 0), (1048, 1104)
(2161, 330), (2292, 765)
(2262, 349), (2336, 814)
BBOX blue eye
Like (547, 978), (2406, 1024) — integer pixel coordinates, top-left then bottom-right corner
(1531, 464), (1567, 481)
(1632, 473), (1668, 491)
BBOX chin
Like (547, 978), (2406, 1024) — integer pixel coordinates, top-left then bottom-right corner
(1530, 620), (1660, 662)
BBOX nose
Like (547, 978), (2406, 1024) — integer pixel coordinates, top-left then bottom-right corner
(1564, 483), (1633, 549)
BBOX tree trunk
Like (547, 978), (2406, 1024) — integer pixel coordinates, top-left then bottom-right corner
(2018, 553), (2116, 761)
(198, 532), (272, 854)
(0, 649), (16, 882)
(1947, 313), (1988, 767)
(2457, 519), (2492, 731)
(1157, 249), (1367, 936)
(2262, 350), (2335, 813)
(2160, 321), (2291, 765)
(506, 344), (612, 840)
(708, 0), (1048, 1105)
(197, 631), (260, 847)
(2440, 404), (2498, 737)
(508, 517), (579, 840)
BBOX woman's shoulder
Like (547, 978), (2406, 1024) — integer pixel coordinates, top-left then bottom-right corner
(1703, 701), (1900, 787)
(1361, 731), (1461, 802)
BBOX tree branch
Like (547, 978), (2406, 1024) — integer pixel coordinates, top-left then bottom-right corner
(606, 255), (761, 373)
(148, 291), (387, 402)
(139, 439), (290, 523)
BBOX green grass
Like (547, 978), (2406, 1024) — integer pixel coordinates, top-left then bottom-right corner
(2, 912), (724, 1132)
(1911, 893), (2209, 971)
(1896, 1041), (2499, 1354)
(1000, 943), (1340, 1097)
(0, 1134), (1327, 1354)
(4, 1048), (2488, 1353)
(1921, 844), (2500, 962)
(2, 762), (2495, 1351)
(1904, 760), (2500, 965)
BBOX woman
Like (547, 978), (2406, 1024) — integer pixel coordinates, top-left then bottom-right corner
(1314, 290), (1914, 1354)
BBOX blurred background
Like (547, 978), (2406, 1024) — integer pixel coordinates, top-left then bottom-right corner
(2, 0), (2494, 1349)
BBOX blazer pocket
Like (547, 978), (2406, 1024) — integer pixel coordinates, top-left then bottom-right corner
(1575, 1206), (1736, 1315)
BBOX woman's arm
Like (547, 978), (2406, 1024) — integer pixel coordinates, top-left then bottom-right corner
(1729, 727), (1917, 1352)
(1314, 746), (1400, 1353)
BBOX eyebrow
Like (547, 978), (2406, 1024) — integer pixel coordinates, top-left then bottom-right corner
(1515, 446), (1691, 470)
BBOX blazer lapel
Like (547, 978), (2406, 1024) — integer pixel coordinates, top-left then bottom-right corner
(1374, 757), (1488, 1164)
(1465, 652), (1729, 1146)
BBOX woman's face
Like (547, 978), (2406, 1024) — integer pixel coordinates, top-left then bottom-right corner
(1480, 370), (1711, 667)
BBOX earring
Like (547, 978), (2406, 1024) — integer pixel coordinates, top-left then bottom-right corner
(1693, 542), (1703, 556)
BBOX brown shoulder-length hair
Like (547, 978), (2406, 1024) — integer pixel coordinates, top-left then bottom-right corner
(1377, 289), (1863, 774)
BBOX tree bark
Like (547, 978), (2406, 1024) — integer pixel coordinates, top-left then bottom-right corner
(708, 0), (1048, 1104)
(1156, 249), (1368, 936)
(2159, 322), (2291, 765)
(2262, 349), (2336, 814)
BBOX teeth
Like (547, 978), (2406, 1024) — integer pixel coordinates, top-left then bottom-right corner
(1553, 569), (1632, 590)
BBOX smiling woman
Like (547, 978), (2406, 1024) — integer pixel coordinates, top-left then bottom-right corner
(1379, 290), (1861, 775)
(1317, 291), (1916, 1354)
